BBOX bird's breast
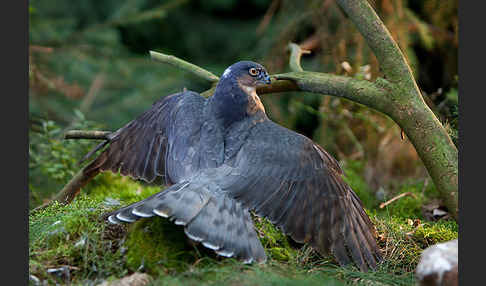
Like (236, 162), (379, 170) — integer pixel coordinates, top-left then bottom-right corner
(246, 91), (266, 116)
(236, 81), (266, 116)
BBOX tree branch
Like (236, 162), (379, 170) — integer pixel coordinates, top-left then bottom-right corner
(277, 42), (391, 112)
(287, 43), (311, 72)
(334, 0), (457, 219)
(64, 130), (112, 140)
(274, 71), (390, 111)
(257, 78), (299, 94)
(149, 50), (220, 84)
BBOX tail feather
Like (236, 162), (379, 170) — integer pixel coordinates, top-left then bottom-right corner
(242, 209), (266, 263)
(343, 214), (368, 271)
(105, 181), (266, 263)
(214, 196), (239, 258)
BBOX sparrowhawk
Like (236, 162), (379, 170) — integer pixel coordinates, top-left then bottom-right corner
(84, 61), (382, 271)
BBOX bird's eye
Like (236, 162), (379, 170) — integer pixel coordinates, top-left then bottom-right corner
(249, 68), (258, 76)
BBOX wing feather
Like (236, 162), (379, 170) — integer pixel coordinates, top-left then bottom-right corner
(215, 120), (382, 270)
(84, 91), (205, 184)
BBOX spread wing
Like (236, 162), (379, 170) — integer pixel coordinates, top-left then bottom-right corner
(84, 90), (206, 184)
(213, 120), (382, 271)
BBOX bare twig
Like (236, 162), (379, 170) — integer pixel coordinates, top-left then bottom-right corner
(274, 71), (388, 109)
(257, 77), (299, 95)
(379, 192), (417, 209)
(287, 43), (311, 72)
(64, 130), (112, 140)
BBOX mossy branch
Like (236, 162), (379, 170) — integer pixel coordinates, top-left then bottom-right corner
(274, 71), (389, 110)
(149, 51), (220, 84)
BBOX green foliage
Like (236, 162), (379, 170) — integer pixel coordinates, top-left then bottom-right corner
(29, 117), (104, 208)
(446, 88), (458, 107)
(444, 87), (458, 146)
(29, 172), (164, 284)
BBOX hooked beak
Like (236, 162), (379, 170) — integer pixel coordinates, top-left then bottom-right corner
(258, 73), (272, 85)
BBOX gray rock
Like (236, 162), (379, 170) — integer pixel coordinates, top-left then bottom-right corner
(97, 273), (152, 286)
(416, 239), (458, 286)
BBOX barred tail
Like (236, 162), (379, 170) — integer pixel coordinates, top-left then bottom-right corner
(106, 181), (267, 263)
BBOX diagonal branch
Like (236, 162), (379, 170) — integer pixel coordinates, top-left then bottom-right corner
(150, 51), (220, 84)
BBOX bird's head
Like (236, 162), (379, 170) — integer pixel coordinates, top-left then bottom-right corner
(220, 61), (272, 88)
(211, 61), (271, 127)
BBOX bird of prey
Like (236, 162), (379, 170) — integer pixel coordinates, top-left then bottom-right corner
(84, 61), (382, 271)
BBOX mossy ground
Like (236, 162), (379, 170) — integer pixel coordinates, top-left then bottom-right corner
(29, 163), (457, 285)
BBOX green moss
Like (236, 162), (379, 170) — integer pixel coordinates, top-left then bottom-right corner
(28, 173), (169, 284)
(124, 217), (199, 274)
(412, 220), (458, 248)
(371, 213), (458, 273)
(29, 197), (103, 246)
(88, 172), (162, 204)
(377, 179), (440, 219)
(253, 216), (298, 262)
(29, 195), (129, 284)
(150, 262), (346, 286)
